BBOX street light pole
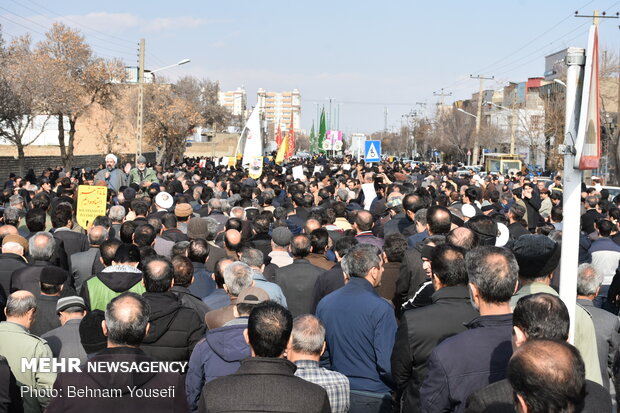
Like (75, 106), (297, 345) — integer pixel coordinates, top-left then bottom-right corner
(134, 47), (190, 162)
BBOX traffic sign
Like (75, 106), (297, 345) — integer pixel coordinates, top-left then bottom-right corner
(364, 140), (381, 162)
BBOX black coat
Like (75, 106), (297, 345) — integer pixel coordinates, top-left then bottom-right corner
(141, 292), (205, 364)
(198, 357), (330, 413)
(392, 285), (479, 412)
(274, 259), (324, 317)
(396, 244), (429, 310)
(45, 347), (189, 413)
(52, 229), (89, 261)
(0, 253), (28, 312)
(465, 377), (611, 413)
(311, 262), (345, 314)
(249, 233), (272, 258)
(0, 355), (21, 413)
(11, 261), (57, 296)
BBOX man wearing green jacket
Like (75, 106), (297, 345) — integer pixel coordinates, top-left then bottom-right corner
(129, 155), (159, 188)
(0, 291), (56, 412)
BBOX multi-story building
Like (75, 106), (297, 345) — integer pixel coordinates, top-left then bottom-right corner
(218, 87), (247, 116)
(256, 89), (301, 134)
(482, 78), (548, 167)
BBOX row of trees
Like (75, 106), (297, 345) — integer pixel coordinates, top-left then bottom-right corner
(0, 23), (231, 174)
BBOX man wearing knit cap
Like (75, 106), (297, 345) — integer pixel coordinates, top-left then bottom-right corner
(510, 234), (603, 385)
(79, 309), (107, 357)
(175, 203), (193, 234)
(42, 296), (88, 363)
(129, 155), (158, 187)
(30, 266), (70, 336)
(94, 153), (129, 193)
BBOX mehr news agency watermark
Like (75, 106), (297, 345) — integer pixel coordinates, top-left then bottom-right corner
(20, 358), (186, 399)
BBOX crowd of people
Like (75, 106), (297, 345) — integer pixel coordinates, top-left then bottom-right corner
(0, 151), (618, 413)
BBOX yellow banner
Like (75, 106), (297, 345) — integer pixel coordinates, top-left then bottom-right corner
(76, 185), (108, 229)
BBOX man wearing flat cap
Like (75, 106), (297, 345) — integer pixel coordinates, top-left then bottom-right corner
(42, 296), (88, 363)
(94, 153), (129, 193)
(510, 234), (603, 385)
(129, 155), (158, 187)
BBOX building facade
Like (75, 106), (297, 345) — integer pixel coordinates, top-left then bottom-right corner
(218, 87), (247, 117)
(256, 89), (301, 133)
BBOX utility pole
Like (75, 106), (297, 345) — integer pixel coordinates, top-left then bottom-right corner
(136, 38), (145, 160)
(433, 88), (452, 106)
(383, 106), (388, 139)
(510, 87), (517, 154)
(470, 74), (494, 165)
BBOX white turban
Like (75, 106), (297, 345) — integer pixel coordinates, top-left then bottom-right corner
(105, 153), (118, 164)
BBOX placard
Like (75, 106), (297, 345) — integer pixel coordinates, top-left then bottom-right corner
(292, 165), (304, 180)
(76, 185), (108, 229)
(362, 183), (377, 210)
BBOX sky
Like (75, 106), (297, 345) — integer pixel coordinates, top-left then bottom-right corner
(1, 0), (619, 136)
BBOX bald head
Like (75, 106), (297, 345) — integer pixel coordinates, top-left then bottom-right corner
(508, 340), (585, 413)
(5, 290), (37, 328)
(88, 225), (108, 246)
(143, 257), (174, 293)
(355, 210), (374, 232)
(225, 229), (242, 253)
(304, 218), (321, 234)
(104, 292), (150, 347)
(0, 224), (18, 242)
(447, 227), (478, 250)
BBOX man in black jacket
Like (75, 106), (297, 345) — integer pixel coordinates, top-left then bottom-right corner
(0, 234), (28, 318)
(141, 255), (205, 366)
(46, 292), (189, 413)
(275, 234), (324, 317)
(392, 244), (479, 413)
(51, 203), (89, 262)
(11, 232), (65, 296)
(465, 293), (611, 413)
(199, 301), (330, 412)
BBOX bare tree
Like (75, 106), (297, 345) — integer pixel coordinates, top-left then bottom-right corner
(36, 23), (125, 169)
(0, 33), (51, 175)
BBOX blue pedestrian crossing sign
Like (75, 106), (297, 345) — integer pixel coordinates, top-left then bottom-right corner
(364, 140), (381, 162)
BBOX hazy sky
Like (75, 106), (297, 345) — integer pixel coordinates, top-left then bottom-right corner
(1, 0), (619, 135)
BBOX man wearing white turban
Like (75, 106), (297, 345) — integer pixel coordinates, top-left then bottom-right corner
(94, 153), (129, 192)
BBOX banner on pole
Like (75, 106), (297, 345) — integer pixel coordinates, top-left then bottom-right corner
(574, 24), (600, 170)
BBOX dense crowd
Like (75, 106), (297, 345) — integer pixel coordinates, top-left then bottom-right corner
(0, 152), (617, 413)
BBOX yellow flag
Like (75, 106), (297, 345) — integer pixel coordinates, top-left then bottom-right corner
(275, 135), (288, 165)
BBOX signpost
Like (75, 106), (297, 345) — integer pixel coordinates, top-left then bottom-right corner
(364, 140), (381, 162)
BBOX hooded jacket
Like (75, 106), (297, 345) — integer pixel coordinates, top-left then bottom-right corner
(141, 292), (205, 364)
(185, 320), (250, 411)
(79, 266), (145, 311)
(45, 347), (188, 413)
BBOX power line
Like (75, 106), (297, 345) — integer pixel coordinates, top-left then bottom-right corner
(21, 0), (136, 47)
(6, 0), (137, 51)
(0, 5), (137, 59)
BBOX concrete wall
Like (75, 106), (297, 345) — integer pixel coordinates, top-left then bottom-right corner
(0, 151), (155, 180)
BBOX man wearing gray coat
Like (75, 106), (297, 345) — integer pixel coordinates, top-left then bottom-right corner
(70, 226), (107, 294)
(576, 263), (620, 390)
(94, 153), (129, 193)
(42, 296), (88, 364)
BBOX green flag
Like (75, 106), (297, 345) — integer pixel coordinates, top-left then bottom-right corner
(309, 124), (316, 154)
(318, 108), (326, 154)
